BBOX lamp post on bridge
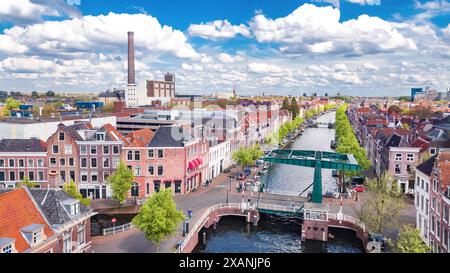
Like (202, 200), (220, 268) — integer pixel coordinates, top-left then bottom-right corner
(226, 176), (233, 204)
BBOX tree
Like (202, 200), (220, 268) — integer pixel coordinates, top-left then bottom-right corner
(2, 97), (20, 117)
(388, 105), (402, 114)
(290, 97), (299, 119)
(303, 92), (307, 97)
(63, 180), (91, 206)
(46, 90), (55, 97)
(16, 176), (38, 188)
(132, 189), (184, 252)
(394, 225), (430, 253)
(357, 173), (404, 234)
(281, 97), (290, 110)
(31, 91), (39, 98)
(232, 147), (255, 170)
(107, 160), (134, 204)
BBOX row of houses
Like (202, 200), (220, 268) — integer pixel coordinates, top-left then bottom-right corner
(348, 103), (450, 194)
(0, 100), (304, 200)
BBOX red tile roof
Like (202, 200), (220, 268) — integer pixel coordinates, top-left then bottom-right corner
(103, 123), (130, 146)
(411, 138), (430, 152)
(437, 152), (450, 190)
(0, 188), (54, 252)
(126, 128), (155, 147)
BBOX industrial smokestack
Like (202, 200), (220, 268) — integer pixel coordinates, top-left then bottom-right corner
(127, 31), (135, 85)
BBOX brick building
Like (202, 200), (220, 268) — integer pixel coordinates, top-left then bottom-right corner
(0, 139), (48, 189)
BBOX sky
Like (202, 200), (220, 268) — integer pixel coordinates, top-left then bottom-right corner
(0, 0), (449, 96)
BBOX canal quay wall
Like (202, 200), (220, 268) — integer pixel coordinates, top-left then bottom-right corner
(177, 203), (260, 253)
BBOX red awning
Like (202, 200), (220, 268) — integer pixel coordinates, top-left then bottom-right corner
(188, 161), (195, 170)
(197, 158), (203, 165)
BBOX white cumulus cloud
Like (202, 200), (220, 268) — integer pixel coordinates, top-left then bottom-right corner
(188, 19), (252, 40)
(248, 62), (284, 74)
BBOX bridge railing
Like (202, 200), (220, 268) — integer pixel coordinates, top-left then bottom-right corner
(176, 203), (247, 253)
(257, 203), (303, 213)
(102, 222), (133, 236)
(328, 213), (366, 232)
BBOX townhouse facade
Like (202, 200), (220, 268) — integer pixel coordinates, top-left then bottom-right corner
(0, 139), (48, 189)
(415, 156), (435, 245)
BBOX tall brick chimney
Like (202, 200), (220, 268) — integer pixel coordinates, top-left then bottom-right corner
(127, 31), (135, 85)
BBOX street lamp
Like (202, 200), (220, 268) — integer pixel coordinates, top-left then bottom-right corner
(226, 176), (233, 204)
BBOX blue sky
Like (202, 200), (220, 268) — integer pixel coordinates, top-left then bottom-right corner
(0, 0), (448, 96)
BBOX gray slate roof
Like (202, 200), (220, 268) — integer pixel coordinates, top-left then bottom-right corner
(0, 139), (46, 153)
(29, 188), (92, 226)
(148, 126), (194, 148)
(416, 156), (437, 176)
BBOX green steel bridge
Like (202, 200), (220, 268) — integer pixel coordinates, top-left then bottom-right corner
(261, 149), (361, 205)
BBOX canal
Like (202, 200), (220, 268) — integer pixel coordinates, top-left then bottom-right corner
(195, 111), (364, 253)
(265, 110), (337, 195)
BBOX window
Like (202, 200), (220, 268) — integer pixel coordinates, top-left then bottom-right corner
(0, 159), (4, 167)
(0, 171), (5, 181)
(2, 244), (12, 253)
(148, 165), (154, 176)
(9, 171), (15, 181)
(65, 145), (72, 155)
(112, 158), (119, 168)
(63, 235), (72, 253)
(430, 148), (436, 155)
(103, 158), (110, 168)
(157, 149), (164, 158)
(444, 207), (449, 223)
(96, 133), (105, 141)
(165, 181), (171, 189)
(32, 231), (42, 244)
(38, 171), (44, 181)
(80, 145), (87, 155)
(407, 153), (414, 162)
(27, 159), (34, 168)
(395, 164), (401, 174)
(69, 171), (75, 181)
(8, 159), (14, 167)
(134, 151), (140, 161)
(18, 159), (25, 168)
(60, 171), (66, 183)
(80, 158), (87, 168)
(52, 145), (59, 154)
(395, 153), (402, 161)
(148, 149), (154, 158)
(103, 172), (109, 181)
(50, 158), (56, 167)
(90, 146), (97, 155)
(58, 132), (65, 141)
(135, 165), (141, 176)
(19, 171), (25, 181)
(406, 165), (412, 175)
(28, 171), (34, 181)
(81, 172), (88, 182)
(154, 180), (161, 193)
(59, 158), (66, 167)
(91, 158), (97, 168)
(112, 146), (119, 155)
(78, 225), (85, 246)
(91, 172), (98, 183)
(68, 158), (75, 167)
(127, 151), (133, 161)
(146, 183), (150, 195)
(157, 166), (163, 176)
(37, 158), (44, 167)
(103, 146), (109, 155)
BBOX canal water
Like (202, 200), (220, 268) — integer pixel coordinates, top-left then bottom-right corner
(194, 215), (363, 253)
(195, 111), (364, 253)
(265, 111), (337, 195)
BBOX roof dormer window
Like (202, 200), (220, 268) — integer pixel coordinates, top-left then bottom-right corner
(0, 238), (15, 253)
(63, 199), (80, 217)
(96, 132), (106, 141)
(20, 224), (44, 246)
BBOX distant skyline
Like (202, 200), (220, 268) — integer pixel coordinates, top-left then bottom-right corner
(0, 0), (449, 96)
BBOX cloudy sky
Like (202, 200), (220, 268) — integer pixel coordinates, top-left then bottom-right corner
(0, 0), (449, 96)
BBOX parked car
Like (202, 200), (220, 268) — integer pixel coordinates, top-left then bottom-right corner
(325, 191), (340, 199)
(223, 168), (231, 173)
(352, 185), (366, 192)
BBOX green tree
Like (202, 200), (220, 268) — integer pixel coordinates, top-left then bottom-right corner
(46, 90), (55, 97)
(357, 173), (404, 234)
(394, 225), (430, 253)
(2, 97), (20, 116)
(232, 147), (255, 169)
(16, 176), (38, 188)
(290, 97), (299, 119)
(31, 91), (39, 98)
(63, 180), (91, 206)
(132, 189), (185, 252)
(281, 97), (290, 110)
(107, 160), (134, 204)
